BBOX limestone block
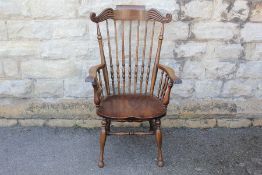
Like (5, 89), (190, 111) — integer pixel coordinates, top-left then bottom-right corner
(217, 119), (251, 128)
(0, 80), (32, 97)
(34, 79), (63, 98)
(222, 79), (255, 97)
(2, 60), (19, 77)
(241, 23), (262, 42)
(236, 62), (262, 79)
(195, 80), (223, 98)
(250, 2), (262, 22)
(245, 43), (262, 61)
(174, 42), (207, 58)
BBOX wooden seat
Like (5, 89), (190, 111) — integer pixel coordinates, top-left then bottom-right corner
(97, 95), (166, 120)
(86, 5), (182, 168)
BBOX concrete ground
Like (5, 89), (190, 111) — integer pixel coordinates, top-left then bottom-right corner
(0, 126), (261, 175)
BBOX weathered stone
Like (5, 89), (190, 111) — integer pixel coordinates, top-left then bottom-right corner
(245, 43), (262, 61)
(184, 119), (216, 128)
(21, 60), (80, 79)
(18, 119), (45, 127)
(7, 20), (88, 40)
(226, 0), (250, 22)
(212, 0), (230, 21)
(237, 62), (262, 79)
(195, 80), (223, 98)
(0, 0), (29, 19)
(161, 119), (186, 128)
(0, 119), (17, 127)
(205, 42), (243, 61)
(0, 21), (7, 40)
(253, 119), (262, 127)
(217, 119), (251, 128)
(222, 80), (254, 97)
(34, 79), (63, 98)
(241, 23), (262, 42)
(46, 119), (75, 127)
(255, 82), (262, 98)
(0, 41), (39, 58)
(172, 80), (195, 98)
(250, 2), (262, 22)
(204, 61), (236, 79)
(213, 0), (249, 22)
(0, 80), (32, 98)
(27, 0), (78, 18)
(181, 0), (213, 20)
(0, 62), (4, 77)
(174, 42), (207, 58)
(165, 22), (189, 40)
(2, 60), (19, 77)
(192, 22), (238, 40)
(64, 78), (92, 98)
(75, 120), (100, 128)
(52, 20), (88, 39)
(40, 39), (90, 59)
(0, 98), (95, 119)
(7, 20), (53, 40)
(182, 61), (205, 79)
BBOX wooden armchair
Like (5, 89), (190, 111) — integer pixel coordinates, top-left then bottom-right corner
(86, 5), (182, 168)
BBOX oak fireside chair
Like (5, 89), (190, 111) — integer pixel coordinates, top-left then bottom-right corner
(86, 5), (182, 168)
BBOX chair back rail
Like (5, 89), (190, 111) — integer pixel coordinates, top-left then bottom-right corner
(90, 5), (172, 97)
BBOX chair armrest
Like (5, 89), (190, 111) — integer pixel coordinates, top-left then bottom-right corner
(85, 64), (105, 106)
(157, 64), (182, 106)
(157, 64), (182, 84)
(85, 64), (105, 86)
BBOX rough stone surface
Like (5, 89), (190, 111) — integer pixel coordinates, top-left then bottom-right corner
(222, 80), (254, 97)
(181, 0), (213, 20)
(2, 60), (19, 77)
(172, 80), (195, 98)
(204, 61), (236, 79)
(174, 42), (207, 58)
(0, 119), (17, 127)
(7, 20), (88, 40)
(250, 2), (262, 22)
(27, 0), (78, 19)
(205, 42), (243, 61)
(0, 41), (39, 58)
(184, 119), (216, 128)
(0, 80), (32, 98)
(21, 60), (80, 79)
(0, 21), (7, 40)
(253, 119), (262, 127)
(0, 0), (30, 19)
(46, 119), (76, 127)
(165, 22), (189, 40)
(237, 62), (262, 79)
(212, 0), (250, 22)
(182, 61), (205, 79)
(217, 119), (251, 128)
(40, 39), (89, 59)
(34, 79), (63, 98)
(245, 43), (262, 61)
(241, 23), (262, 42)
(64, 78), (91, 98)
(195, 80), (223, 98)
(18, 119), (45, 127)
(192, 22), (238, 40)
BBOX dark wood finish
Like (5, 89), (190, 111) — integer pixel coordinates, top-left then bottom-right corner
(97, 94), (166, 120)
(87, 5), (181, 168)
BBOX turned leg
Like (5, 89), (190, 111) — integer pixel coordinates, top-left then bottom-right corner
(149, 120), (155, 131)
(155, 119), (164, 167)
(98, 119), (107, 168)
(106, 119), (111, 133)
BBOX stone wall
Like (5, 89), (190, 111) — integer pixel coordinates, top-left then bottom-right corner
(0, 0), (262, 128)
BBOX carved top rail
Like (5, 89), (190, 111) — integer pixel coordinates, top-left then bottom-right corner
(90, 5), (172, 23)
